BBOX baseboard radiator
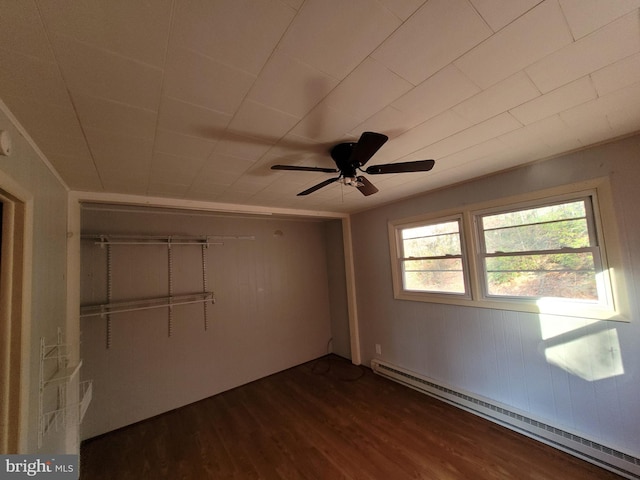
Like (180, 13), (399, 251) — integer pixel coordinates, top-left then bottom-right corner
(371, 359), (640, 480)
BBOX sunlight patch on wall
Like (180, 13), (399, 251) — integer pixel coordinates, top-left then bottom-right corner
(544, 327), (624, 382)
(538, 313), (599, 340)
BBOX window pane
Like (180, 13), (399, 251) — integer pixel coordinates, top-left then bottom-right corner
(402, 221), (460, 239)
(485, 253), (597, 299)
(403, 233), (461, 257)
(402, 258), (465, 293)
(484, 218), (590, 253)
(482, 201), (586, 229)
(401, 220), (461, 258)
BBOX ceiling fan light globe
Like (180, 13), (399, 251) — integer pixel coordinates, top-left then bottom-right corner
(343, 177), (363, 187)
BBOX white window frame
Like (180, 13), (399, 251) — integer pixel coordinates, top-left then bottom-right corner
(392, 214), (471, 299)
(388, 179), (629, 321)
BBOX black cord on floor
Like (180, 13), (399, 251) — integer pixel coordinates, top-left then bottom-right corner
(307, 340), (366, 382)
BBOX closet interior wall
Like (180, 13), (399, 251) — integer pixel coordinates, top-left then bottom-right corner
(79, 205), (335, 439)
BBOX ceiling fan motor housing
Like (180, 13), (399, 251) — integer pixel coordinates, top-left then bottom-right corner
(330, 142), (359, 176)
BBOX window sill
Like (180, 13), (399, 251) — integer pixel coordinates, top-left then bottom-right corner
(394, 290), (628, 322)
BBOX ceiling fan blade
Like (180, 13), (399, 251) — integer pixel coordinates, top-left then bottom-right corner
(271, 164), (339, 173)
(365, 159), (435, 175)
(297, 177), (340, 196)
(349, 131), (389, 167)
(356, 176), (379, 196)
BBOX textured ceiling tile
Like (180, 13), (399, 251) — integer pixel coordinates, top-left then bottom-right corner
(452, 71), (540, 124)
(373, 0), (491, 85)
(0, 0), (55, 60)
(36, 0), (173, 67)
(290, 104), (361, 143)
(247, 51), (338, 118)
(0, 95), (86, 152)
(559, 0), (640, 39)
(151, 151), (204, 173)
(378, 110), (472, 162)
(406, 112), (522, 160)
(153, 129), (217, 161)
(351, 105), (425, 139)
(469, 0), (544, 32)
(607, 105), (640, 137)
(590, 52), (640, 96)
(376, 0), (427, 21)
(269, 133), (332, 159)
(52, 34), (163, 111)
(187, 186), (226, 202)
(392, 65), (481, 122)
(164, 47), (256, 115)
(73, 93), (157, 140)
(526, 10), (640, 93)
(148, 153), (202, 186)
(509, 77), (597, 124)
(560, 82), (640, 128)
(201, 153), (255, 176)
(157, 97), (232, 140)
(84, 127), (153, 172)
(32, 131), (92, 161)
(280, 0), (304, 10)
(498, 115), (571, 147)
(2, 95), (82, 138)
(146, 182), (191, 198)
(171, 0), (295, 75)
(211, 133), (274, 162)
(562, 115), (614, 146)
(436, 139), (507, 173)
(0, 49), (70, 107)
(368, 175), (433, 200)
(205, 190), (257, 204)
(324, 57), (414, 122)
(47, 153), (103, 191)
(492, 138), (560, 165)
(455, 0), (573, 89)
(227, 178), (268, 195)
(228, 100), (300, 143)
(190, 171), (238, 189)
(260, 172), (312, 190)
(100, 169), (149, 193)
(277, 0), (401, 79)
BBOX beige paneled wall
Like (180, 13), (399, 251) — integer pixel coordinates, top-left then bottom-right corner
(351, 134), (640, 458)
(80, 207), (336, 439)
(0, 104), (69, 453)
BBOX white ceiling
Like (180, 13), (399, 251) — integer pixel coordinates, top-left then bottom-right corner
(1, 0), (639, 214)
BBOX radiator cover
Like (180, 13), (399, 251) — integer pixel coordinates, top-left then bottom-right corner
(371, 358), (640, 480)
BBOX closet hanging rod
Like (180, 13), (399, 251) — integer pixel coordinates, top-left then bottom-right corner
(83, 234), (256, 245)
(92, 241), (225, 246)
(80, 292), (215, 318)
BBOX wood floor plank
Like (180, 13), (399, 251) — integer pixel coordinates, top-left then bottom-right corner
(80, 355), (625, 479)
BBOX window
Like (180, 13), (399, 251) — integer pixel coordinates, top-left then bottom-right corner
(397, 217), (467, 295)
(477, 198), (603, 302)
(388, 182), (627, 320)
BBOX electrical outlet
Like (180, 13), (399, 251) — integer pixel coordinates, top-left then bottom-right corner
(375, 344), (382, 355)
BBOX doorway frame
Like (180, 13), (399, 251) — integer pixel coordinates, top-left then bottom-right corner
(0, 176), (33, 454)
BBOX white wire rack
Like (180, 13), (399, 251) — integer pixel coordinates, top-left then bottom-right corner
(80, 233), (245, 347)
(38, 328), (92, 448)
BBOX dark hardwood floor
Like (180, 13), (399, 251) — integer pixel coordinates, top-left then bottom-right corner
(80, 355), (624, 479)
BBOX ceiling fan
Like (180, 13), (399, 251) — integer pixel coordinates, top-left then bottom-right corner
(271, 131), (435, 196)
